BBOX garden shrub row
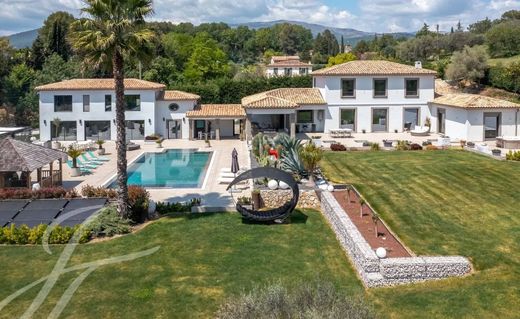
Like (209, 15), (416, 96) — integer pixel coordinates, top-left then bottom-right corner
(488, 62), (520, 94)
(0, 187), (77, 200)
(155, 198), (201, 215)
(506, 150), (520, 161)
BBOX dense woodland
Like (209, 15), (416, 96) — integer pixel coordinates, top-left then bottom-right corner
(0, 10), (519, 128)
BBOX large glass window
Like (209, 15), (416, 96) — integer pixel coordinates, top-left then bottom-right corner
(83, 95), (90, 112)
(340, 109), (356, 130)
(125, 95), (141, 111)
(85, 121), (111, 140)
(125, 120), (145, 140)
(284, 68), (291, 76)
(51, 121), (77, 141)
(373, 79), (387, 97)
(274, 68), (278, 75)
(372, 109), (388, 132)
(54, 95), (72, 112)
(299, 68), (307, 75)
(341, 79), (356, 98)
(405, 79), (419, 97)
(105, 95), (112, 112)
(404, 108), (420, 131)
(297, 110), (313, 123)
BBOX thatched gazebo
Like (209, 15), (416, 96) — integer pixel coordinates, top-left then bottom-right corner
(0, 138), (67, 189)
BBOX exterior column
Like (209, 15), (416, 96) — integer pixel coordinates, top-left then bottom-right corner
(58, 158), (63, 186)
(49, 161), (53, 186)
(215, 119), (221, 140)
(26, 172), (31, 189)
(289, 113), (296, 138)
(245, 115), (252, 141)
(189, 120), (194, 140)
(37, 168), (42, 185)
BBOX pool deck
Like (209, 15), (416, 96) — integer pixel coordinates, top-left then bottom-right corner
(62, 139), (250, 209)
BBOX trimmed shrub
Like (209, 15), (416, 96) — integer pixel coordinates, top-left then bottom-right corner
(370, 143), (380, 151)
(156, 199), (198, 214)
(0, 224), (89, 245)
(396, 140), (410, 151)
(330, 143), (347, 151)
(86, 206), (132, 237)
(81, 185), (118, 199)
(506, 150), (520, 161)
(128, 186), (150, 224)
(410, 143), (423, 150)
(0, 187), (77, 200)
(426, 145), (439, 151)
(216, 281), (375, 319)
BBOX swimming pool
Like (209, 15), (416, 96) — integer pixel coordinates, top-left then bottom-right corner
(109, 149), (213, 188)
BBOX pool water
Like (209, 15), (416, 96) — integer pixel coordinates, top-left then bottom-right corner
(110, 149), (212, 188)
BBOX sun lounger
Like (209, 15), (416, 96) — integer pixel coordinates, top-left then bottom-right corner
(76, 158), (99, 169)
(410, 125), (430, 136)
(66, 160), (92, 174)
(81, 154), (103, 165)
(87, 151), (109, 161)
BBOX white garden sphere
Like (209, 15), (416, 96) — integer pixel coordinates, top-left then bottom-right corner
(278, 181), (289, 189)
(268, 179), (278, 190)
(327, 184), (334, 192)
(376, 247), (387, 259)
(319, 184), (328, 191)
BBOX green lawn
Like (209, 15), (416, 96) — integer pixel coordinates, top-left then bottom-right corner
(488, 54), (520, 66)
(0, 210), (363, 318)
(321, 150), (520, 318)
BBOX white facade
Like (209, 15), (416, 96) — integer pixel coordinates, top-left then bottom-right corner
(39, 89), (198, 141)
(266, 65), (312, 78)
(312, 74), (435, 133)
(429, 104), (520, 141)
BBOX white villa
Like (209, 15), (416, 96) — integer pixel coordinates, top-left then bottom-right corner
(37, 60), (520, 144)
(265, 56), (312, 77)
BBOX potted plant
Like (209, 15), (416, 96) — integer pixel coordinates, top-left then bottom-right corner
(460, 140), (466, 149)
(394, 129), (398, 133)
(96, 139), (106, 155)
(311, 135), (322, 147)
(359, 198), (365, 218)
(362, 129), (366, 134)
(67, 145), (83, 177)
(425, 117), (431, 129)
(205, 137), (211, 148)
(383, 140), (393, 147)
(155, 138), (164, 148)
(52, 117), (62, 149)
(492, 149), (501, 156)
(251, 189), (261, 210)
(372, 212), (380, 238)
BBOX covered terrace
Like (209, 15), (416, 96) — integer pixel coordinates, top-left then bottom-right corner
(186, 104), (246, 140)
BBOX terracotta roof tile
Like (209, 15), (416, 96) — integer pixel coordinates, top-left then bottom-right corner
(312, 60), (437, 76)
(431, 93), (520, 109)
(186, 104), (245, 118)
(268, 60), (312, 68)
(159, 90), (200, 101)
(242, 88), (325, 109)
(35, 78), (166, 91)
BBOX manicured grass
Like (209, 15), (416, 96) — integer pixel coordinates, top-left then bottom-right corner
(0, 210), (363, 318)
(321, 150), (520, 318)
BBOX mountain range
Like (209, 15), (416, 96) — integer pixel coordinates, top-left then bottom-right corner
(6, 20), (414, 49)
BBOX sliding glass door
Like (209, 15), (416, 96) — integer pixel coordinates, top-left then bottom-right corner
(484, 112), (501, 139)
(372, 108), (388, 132)
(85, 121), (111, 140)
(404, 108), (419, 131)
(340, 109), (356, 131)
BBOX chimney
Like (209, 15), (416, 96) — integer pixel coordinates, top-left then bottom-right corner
(415, 61), (422, 69)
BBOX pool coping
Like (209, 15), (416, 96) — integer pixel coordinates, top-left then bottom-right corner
(101, 148), (215, 190)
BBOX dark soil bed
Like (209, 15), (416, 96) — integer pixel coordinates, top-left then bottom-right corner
(333, 191), (411, 258)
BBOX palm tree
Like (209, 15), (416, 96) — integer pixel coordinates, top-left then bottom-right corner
(70, 0), (155, 218)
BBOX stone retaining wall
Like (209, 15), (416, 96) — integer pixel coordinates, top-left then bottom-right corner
(320, 191), (471, 287)
(260, 189), (320, 209)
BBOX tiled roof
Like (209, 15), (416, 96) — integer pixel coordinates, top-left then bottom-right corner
(312, 60), (437, 76)
(268, 60), (311, 68)
(35, 78), (166, 91)
(242, 88), (325, 109)
(159, 90), (200, 101)
(271, 56), (300, 62)
(0, 138), (67, 172)
(186, 104), (246, 118)
(431, 93), (520, 109)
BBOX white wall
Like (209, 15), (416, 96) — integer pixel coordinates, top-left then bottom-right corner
(266, 66), (312, 78)
(39, 89), (157, 141)
(155, 100), (197, 139)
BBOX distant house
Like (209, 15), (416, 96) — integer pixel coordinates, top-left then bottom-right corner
(266, 56), (312, 78)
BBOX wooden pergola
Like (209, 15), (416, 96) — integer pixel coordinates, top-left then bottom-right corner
(0, 138), (67, 189)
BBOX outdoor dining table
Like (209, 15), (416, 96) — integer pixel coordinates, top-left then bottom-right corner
(329, 129), (352, 138)
(198, 131), (215, 140)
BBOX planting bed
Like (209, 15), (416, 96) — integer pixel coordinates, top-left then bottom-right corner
(333, 191), (410, 258)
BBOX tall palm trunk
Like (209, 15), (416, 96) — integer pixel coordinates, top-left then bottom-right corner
(113, 50), (129, 218)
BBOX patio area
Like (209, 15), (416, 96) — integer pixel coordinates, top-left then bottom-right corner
(298, 131), (445, 147)
(60, 139), (250, 209)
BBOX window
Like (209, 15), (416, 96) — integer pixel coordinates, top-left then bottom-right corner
(125, 95), (141, 111)
(284, 68), (291, 76)
(105, 95), (112, 112)
(299, 68), (307, 75)
(168, 103), (180, 112)
(83, 95), (90, 112)
(54, 95), (72, 112)
(341, 79), (356, 98)
(340, 109), (356, 130)
(51, 121), (77, 141)
(85, 121), (111, 140)
(313, 77), (317, 87)
(373, 79), (387, 97)
(297, 110), (313, 123)
(372, 108), (388, 132)
(273, 68), (278, 75)
(405, 79), (419, 97)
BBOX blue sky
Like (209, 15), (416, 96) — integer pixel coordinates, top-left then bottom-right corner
(0, 0), (518, 36)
